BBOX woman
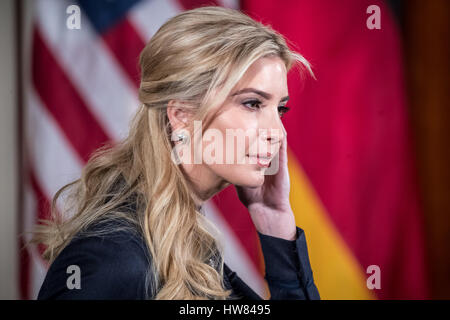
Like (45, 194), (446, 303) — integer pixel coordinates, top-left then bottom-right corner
(31, 6), (320, 300)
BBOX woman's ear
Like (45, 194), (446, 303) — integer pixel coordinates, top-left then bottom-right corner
(167, 99), (193, 131)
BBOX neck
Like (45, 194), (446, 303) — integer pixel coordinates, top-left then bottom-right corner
(182, 163), (230, 210)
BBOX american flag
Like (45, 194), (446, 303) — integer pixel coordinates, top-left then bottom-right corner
(20, 0), (267, 300)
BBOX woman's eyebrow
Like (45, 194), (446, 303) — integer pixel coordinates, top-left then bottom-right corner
(231, 87), (289, 102)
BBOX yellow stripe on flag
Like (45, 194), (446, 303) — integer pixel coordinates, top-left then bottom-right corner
(287, 148), (376, 299)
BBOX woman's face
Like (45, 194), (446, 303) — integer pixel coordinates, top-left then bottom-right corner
(192, 55), (289, 189)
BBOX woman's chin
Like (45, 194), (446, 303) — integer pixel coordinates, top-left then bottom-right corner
(236, 170), (265, 188)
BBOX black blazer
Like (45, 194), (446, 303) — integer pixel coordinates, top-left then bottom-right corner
(37, 216), (320, 300)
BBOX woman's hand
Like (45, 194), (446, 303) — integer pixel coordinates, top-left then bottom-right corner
(235, 134), (297, 241)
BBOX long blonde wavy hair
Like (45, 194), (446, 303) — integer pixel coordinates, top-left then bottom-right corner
(28, 6), (313, 299)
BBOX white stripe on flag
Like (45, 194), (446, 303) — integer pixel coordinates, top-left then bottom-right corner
(128, 0), (181, 43)
(217, 0), (240, 9)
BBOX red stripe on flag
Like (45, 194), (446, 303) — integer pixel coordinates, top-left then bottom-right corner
(29, 170), (52, 258)
(212, 187), (262, 271)
(31, 28), (111, 163)
(102, 18), (145, 88)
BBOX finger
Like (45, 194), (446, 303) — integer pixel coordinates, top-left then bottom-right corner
(269, 129), (287, 179)
(277, 129), (288, 167)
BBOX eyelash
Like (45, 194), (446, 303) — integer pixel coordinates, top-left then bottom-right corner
(242, 99), (291, 118)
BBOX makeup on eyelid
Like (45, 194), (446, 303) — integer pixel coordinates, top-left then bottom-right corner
(240, 98), (291, 117)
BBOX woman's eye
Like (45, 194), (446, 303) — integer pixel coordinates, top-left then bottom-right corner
(242, 100), (290, 118)
(278, 106), (290, 118)
(242, 100), (261, 110)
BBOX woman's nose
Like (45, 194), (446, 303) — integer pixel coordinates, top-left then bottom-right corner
(260, 128), (284, 145)
(259, 108), (285, 144)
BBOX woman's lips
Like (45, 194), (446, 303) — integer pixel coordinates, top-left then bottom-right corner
(246, 154), (271, 168)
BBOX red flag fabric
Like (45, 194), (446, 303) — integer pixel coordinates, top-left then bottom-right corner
(241, 0), (429, 299)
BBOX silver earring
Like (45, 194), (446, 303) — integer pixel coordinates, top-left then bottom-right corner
(176, 133), (186, 141)
(175, 131), (189, 144)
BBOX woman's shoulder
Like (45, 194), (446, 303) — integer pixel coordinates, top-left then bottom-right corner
(70, 217), (151, 267)
(37, 218), (153, 300)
